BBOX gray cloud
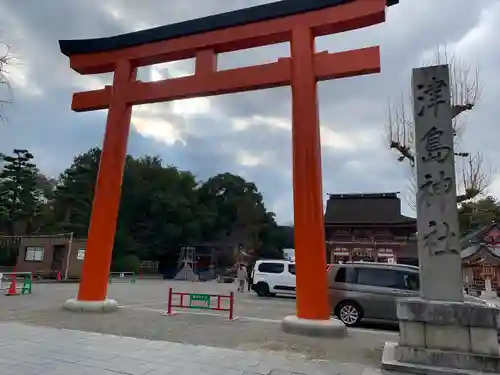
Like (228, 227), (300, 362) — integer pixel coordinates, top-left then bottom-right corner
(1, 0), (499, 223)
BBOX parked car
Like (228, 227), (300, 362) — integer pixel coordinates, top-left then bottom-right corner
(328, 262), (497, 327)
(252, 259), (296, 297)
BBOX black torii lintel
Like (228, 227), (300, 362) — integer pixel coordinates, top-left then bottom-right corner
(59, 0), (399, 57)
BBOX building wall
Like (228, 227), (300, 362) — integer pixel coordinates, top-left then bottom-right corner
(462, 266), (474, 285)
(16, 237), (61, 276)
(325, 225), (418, 264)
(16, 237), (87, 279)
(66, 240), (87, 279)
(463, 264), (500, 290)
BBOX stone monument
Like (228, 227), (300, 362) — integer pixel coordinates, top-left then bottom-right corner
(381, 64), (500, 374)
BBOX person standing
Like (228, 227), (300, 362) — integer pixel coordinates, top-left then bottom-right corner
(236, 264), (247, 292)
(247, 264), (253, 292)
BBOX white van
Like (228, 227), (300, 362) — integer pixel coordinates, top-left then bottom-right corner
(251, 259), (296, 297)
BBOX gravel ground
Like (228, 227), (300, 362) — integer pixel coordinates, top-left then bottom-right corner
(0, 280), (399, 367)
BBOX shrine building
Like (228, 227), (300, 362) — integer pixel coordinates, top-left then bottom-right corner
(461, 222), (500, 295)
(324, 192), (418, 265)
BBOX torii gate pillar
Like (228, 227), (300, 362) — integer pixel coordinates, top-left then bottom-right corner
(59, 0), (397, 335)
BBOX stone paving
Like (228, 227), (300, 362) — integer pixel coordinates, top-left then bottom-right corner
(0, 322), (407, 375)
(0, 280), (399, 366)
(0, 280), (410, 373)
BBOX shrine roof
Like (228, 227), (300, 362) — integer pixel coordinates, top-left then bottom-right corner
(59, 0), (398, 57)
(460, 222), (499, 248)
(326, 192), (401, 199)
(460, 222), (500, 265)
(461, 243), (500, 265)
(324, 192), (416, 225)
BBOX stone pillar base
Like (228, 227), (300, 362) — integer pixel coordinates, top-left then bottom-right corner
(382, 341), (498, 375)
(281, 315), (347, 338)
(62, 298), (119, 313)
(381, 297), (500, 374)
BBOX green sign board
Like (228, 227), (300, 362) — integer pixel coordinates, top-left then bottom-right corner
(189, 293), (211, 309)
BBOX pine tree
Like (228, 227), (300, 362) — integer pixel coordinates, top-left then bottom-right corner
(0, 149), (42, 234)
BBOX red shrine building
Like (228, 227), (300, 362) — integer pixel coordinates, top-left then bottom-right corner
(324, 192), (418, 265)
(461, 222), (500, 295)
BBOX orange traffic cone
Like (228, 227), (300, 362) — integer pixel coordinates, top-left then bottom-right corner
(6, 276), (19, 296)
(56, 271), (61, 281)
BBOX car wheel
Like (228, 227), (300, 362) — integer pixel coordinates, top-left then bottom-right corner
(337, 301), (363, 327)
(255, 282), (270, 297)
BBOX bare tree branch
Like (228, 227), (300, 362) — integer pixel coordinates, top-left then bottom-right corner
(456, 153), (490, 203)
(0, 40), (14, 121)
(430, 45), (482, 118)
(384, 44), (488, 206)
(404, 152), (490, 210)
(385, 92), (415, 166)
(404, 168), (417, 211)
(385, 44), (481, 165)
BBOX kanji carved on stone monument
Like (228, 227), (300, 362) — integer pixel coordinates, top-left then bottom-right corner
(422, 219), (458, 256)
(419, 170), (453, 207)
(412, 64), (463, 302)
(420, 126), (452, 163)
(415, 76), (448, 118)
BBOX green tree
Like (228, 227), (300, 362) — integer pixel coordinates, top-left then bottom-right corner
(198, 173), (284, 258)
(52, 149), (208, 262)
(458, 196), (500, 234)
(52, 148), (100, 237)
(117, 155), (205, 261)
(257, 213), (288, 259)
(0, 149), (42, 235)
(36, 173), (57, 201)
(49, 148), (285, 263)
(198, 173), (263, 240)
(31, 173), (59, 233)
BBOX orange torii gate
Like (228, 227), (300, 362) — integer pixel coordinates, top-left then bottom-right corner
(59, 0), (397, 326)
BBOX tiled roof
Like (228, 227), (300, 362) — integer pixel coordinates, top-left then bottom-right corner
(460, 222), (500, 265)
(461, 243), (500, 265)
(324, 192), (416, 225)
(460, 224), (493, 248)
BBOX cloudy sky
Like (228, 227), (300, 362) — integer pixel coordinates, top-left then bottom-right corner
(1, 0), (499, 224)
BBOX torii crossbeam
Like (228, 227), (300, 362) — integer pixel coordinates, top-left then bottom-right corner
(59, 0), (398, 327)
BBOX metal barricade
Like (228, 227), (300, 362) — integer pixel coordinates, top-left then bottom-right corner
(0, 272), (33, 295)
(108, 272), (137, 284)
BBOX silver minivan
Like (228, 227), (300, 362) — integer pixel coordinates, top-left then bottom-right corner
(328, 262), (494, 327)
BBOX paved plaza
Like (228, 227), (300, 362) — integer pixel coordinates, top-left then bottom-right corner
(0, 322), (408, 375)
(0, 280), (411, 374)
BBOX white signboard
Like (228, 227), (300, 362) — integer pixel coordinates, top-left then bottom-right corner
(77, 249), (85, 260)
